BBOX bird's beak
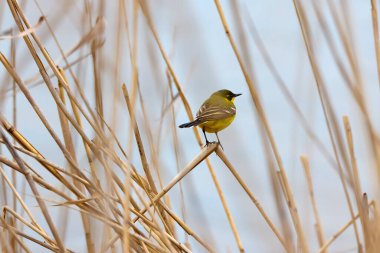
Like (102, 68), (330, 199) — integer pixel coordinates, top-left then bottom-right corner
(233, 93), (242, 97)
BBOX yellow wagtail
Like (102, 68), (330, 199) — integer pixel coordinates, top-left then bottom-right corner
(179, 89), (241, 147)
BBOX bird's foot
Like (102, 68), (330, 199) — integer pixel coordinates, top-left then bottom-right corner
(217, 142), (224, 150)
(204, 141), (217, 147)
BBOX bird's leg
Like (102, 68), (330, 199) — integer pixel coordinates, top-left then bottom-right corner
(203, 128), (210, 146)
(215, 132), (224, 150)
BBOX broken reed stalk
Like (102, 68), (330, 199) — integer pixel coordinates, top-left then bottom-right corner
(300, 156), (327, 252)
(343, 116), (368, 245)
(361, 193), (373, 252)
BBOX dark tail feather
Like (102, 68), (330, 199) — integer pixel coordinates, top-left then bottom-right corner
(179, 119), (201, 128)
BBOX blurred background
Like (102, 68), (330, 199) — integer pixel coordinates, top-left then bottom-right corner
(1, 0), (380, 252)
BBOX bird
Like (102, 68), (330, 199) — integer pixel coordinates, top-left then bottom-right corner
(179, 89), (241, 148)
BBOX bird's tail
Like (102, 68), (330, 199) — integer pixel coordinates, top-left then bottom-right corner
(178, 119), (202, 128)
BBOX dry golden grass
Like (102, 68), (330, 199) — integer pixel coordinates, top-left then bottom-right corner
(0, 0), (380, 252)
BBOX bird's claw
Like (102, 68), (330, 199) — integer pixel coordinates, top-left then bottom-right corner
(204, 141), (216, 147)
(204, 141), (223, 150)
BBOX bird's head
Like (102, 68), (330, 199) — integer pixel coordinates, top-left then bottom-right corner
(212, 89), (242, 102)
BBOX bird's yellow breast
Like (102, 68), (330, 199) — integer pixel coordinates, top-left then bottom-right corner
(198, 114), (236, 133)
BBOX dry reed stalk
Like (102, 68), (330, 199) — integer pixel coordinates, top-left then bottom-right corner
(0, 227), (12, 253)
(158, 204), (216, 253)
(167, 77), (187, 225)
(321, 0), (380, 185)
(133, 143), (218, 222)
(91, 31), (104, 132)
(123, 83), (177, 238)
(371, 0), (380, 87)
(8, 0), (108, 154)
(58, 68), (101, 189)
(122, 84), (157, 193)
(213, 0), (308, 251)
(0, 165), (50, 240)
(0, 147), (138, 249)
(89, 146), (193, 251)
(10, 32), (17, 218)
(292, 0), (362, 250)
(1, 0), (379, 252)
(244, 6), (330, 249)
(55, 86), (72, 243)
(0, 156), (114, 228)
(264, 136), (294, 251)
(219, 5), (267, 252)
(0, 141), (92, 188)
(317, 212), (359, 253)
(0, 51), (102, 202)
(136, 0), (195, 130)
(109, 0), (123, 133)
(131, 184), (178, 252)
(325, 1), (363, 92)
(215, 146), (287, 249)
(2, 223), (69, 252)
(137, 85), (166, 195)
(57, 81), (95, 253)
(342, 116), (369, 248)
(126, 176), (215, 252)
(122, 0), (139, 161)
(316, 200), (375, 253)
(137, 82), (175, 237)
(206, 159), (245, 253)
(0, 125), (66, 251)
(137, 1), (245, 251)
(244, 8), (337, 171)
(31, 1), (106, 131)
(313, 1), (376, 184)
(122, 148), (132, 252)
(2, 206), (56, 245)
(0, 101), (63, 181)
(0, 216), (32, 253)
(300, 156), (327, 252)
(362, 194), (372, 252)
(0, 113), (93, 203)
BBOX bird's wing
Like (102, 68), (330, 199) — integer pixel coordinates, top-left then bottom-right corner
(196, 98), (236, 121)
